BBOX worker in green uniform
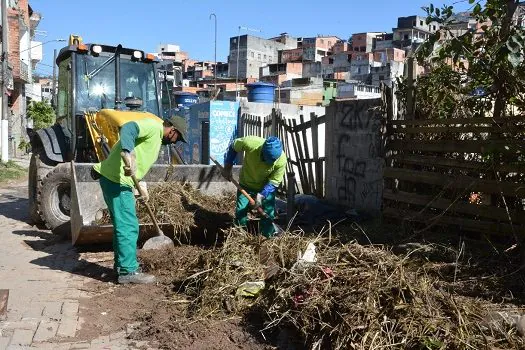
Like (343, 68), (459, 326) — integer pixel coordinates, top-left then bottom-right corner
(92, 116), (187, 284)
(223, 136), (287, 237)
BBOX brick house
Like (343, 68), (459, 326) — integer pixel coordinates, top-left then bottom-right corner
(2, 0), (41, 155)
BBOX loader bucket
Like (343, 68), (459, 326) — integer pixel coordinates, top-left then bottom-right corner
(70, 162), (240, 246)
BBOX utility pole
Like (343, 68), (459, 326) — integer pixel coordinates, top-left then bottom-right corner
(1, 0), (10, 162)
(52, 49), (57, 107)
(209, 13), (217, 97)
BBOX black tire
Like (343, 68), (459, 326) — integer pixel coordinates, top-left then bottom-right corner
(38, 163), (71, 236)
(28, 153), (54, 225)
(28, 154), (41, 224)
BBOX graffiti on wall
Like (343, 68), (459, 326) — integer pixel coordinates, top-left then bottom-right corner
(328, 99), (383, 213)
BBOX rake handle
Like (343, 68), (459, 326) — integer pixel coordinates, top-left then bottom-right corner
(121, 152), (164, 236)
(209, 156), (270, 219)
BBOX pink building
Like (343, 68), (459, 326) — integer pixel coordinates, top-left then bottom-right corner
(351, 32), (384, 52)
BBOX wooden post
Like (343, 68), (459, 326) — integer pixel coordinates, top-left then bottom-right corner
(271, 108), (278, 136)
(405, 55), (416, 120)
(310, 112), (323, 197)
(300, 114), (315, 194)
(291, 119), (308, 194)
(287, 172), (296, 226)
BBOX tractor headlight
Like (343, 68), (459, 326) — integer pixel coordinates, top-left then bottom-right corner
(133, 51), (143, 60)
(92, 45), (102, 54)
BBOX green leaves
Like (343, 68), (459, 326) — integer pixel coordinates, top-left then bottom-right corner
(416, 0), (525, 119)
(27, 101), (55, 130)
(473, 3), (482, 14)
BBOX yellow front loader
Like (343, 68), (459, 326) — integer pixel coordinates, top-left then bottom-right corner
(27, 37), (238, 245)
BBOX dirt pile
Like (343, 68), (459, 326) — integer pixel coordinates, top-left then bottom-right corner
(138, 229), (525, 350)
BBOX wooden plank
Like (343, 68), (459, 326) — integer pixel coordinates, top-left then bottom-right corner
(390, 125), (525, 134)
(389, 116), (525, 126)
(388, 154), (525, 173)
(388, 139), (524, 154)
(0, 289), (8, 320)
(271, 108), (277, 136)
(300, 114), (315, 194)
(383, 207), (523, 236)
(384, 167), (525, 197)
(383, 189), (524, 224)
(310, 112), (323, 197)
(290, 119), (308, 194)
(293, 114), (327, 133)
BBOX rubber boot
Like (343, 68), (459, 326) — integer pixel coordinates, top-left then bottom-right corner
(118, 271), (156, 284)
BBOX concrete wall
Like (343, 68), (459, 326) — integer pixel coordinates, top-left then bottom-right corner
(370, 61), (404, 87)
(325, 99), (384, 215)
(228, 35), (285, 79)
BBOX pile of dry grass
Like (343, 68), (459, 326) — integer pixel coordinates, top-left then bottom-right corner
(98, 182), (236, 238)
(165, 228), (525, 349)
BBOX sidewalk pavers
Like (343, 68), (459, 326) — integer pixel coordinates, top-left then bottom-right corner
(0, 181), (154, 349)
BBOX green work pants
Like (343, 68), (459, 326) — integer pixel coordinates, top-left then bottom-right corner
(235, 187), (276, 238)
(99, 176), (139, 275)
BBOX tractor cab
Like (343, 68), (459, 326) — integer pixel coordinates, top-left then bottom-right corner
(54, 35), (162, 163)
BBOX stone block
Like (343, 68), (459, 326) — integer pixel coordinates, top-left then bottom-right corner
(10, 329), (34, 346)
(33, 320), (58, 343)
(0, 336), (11, 348)
(42, 302), (63, 318)
(56, 317), (78, 338)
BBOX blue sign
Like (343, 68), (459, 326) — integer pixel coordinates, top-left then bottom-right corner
(209, 101), (239, 165)
(181, 101), (239, 165)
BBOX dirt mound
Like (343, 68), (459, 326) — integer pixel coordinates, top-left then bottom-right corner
(137, 229), (525, 350)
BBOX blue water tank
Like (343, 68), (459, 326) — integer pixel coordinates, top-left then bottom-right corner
(246, 82), (275, 103)
(174, 92), (198, 108)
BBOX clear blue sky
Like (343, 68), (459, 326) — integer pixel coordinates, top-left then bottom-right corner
(30, 0), (470, 77)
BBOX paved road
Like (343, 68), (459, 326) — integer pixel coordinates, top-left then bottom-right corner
(0, 177), (151, 349)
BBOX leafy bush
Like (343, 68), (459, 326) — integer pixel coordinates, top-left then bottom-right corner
(27, 101), (55, 130)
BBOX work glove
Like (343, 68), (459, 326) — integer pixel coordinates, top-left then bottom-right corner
(134, 181), (149, 202)
(222, 163), (233, 181)
(121, 151), (137, 177)
(255, 193), (265, 209)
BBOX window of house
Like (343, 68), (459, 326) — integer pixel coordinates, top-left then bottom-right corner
(412, 20), (416, 26)
(251, 51), (254, 58)
(264, 54), (267, 59)
(379, 75), (385, 81)
(404, 34), (409, 40)
(258, 53), (261, 60)
(420, 20), (424, 26)
(433, 25), (436, 31)
(360, 46), (366, 52)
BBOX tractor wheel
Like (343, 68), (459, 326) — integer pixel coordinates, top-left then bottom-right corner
(38, 163), (71, 236)
(28, 153), (53, 225)
(28, 154), (41, 224)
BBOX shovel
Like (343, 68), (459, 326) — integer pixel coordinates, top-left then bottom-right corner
(121, 152), (175, 250)
(209, 156), (284, 235)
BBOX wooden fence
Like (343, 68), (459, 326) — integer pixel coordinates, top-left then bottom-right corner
(383, 108), (525, 239)
(240, 109), (325, 197)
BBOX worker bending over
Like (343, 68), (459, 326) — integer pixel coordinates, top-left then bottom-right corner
(92, 116), (188, 284)
(223, 136), (287, 237)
